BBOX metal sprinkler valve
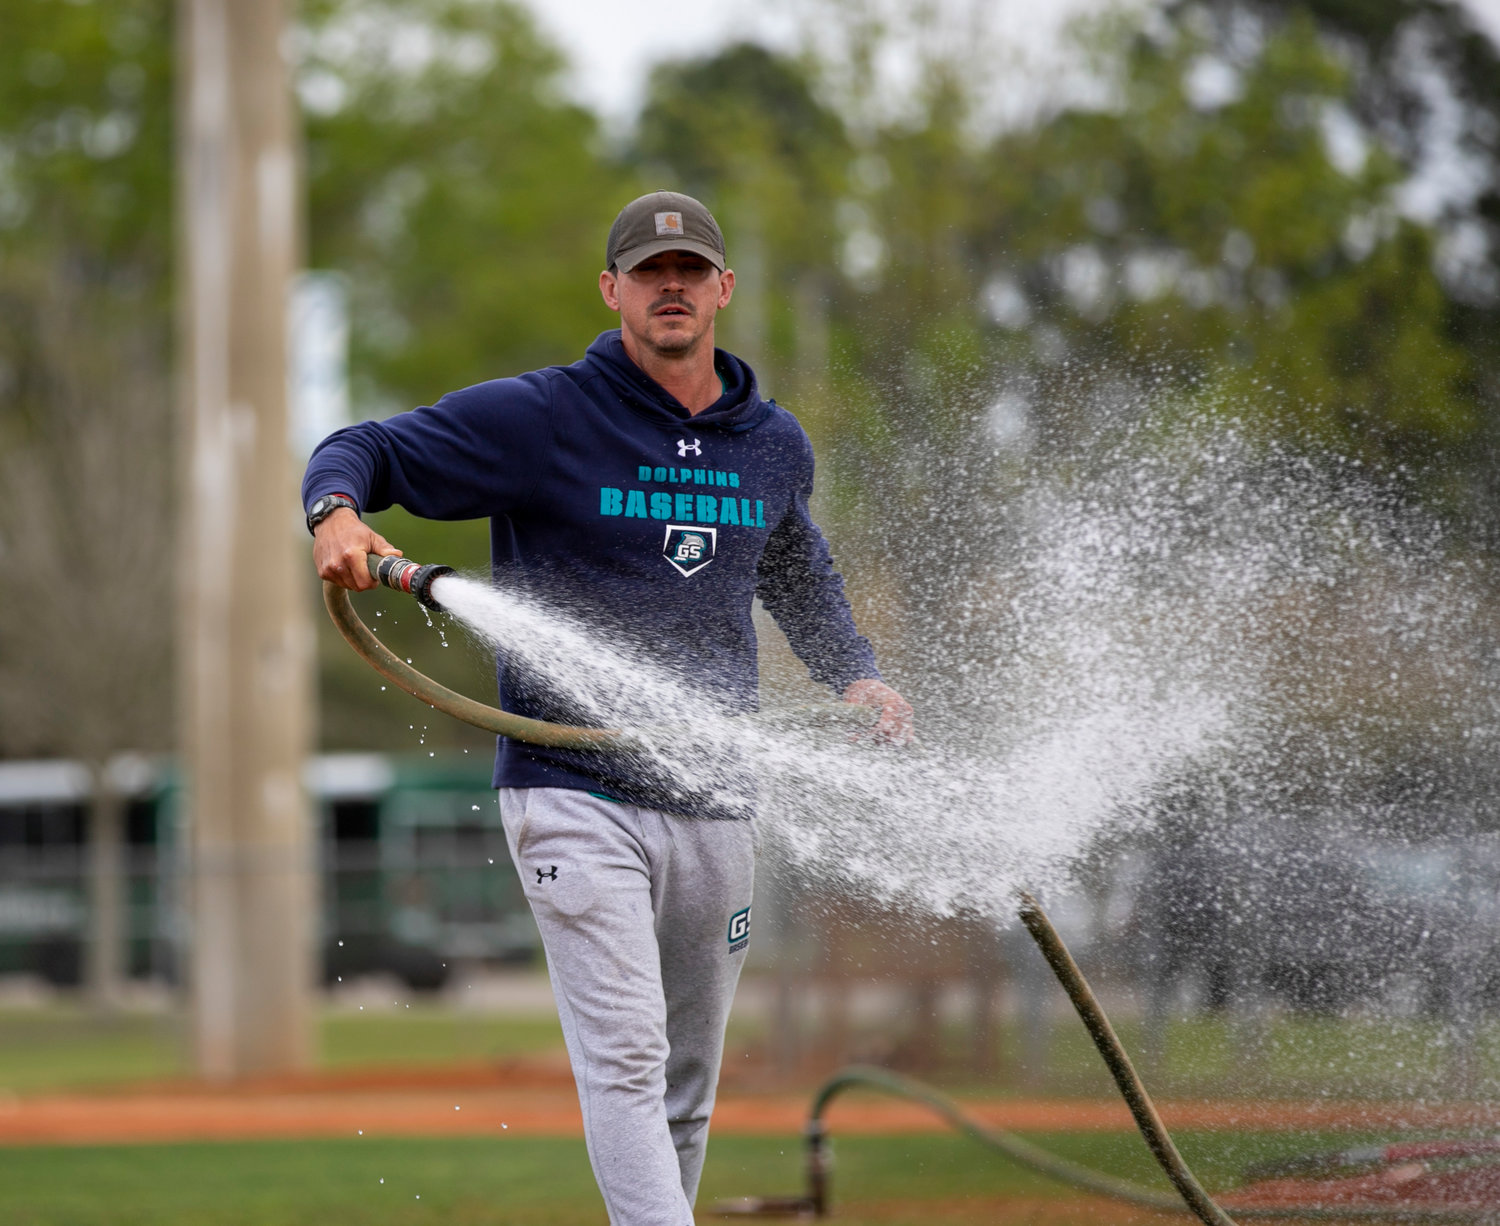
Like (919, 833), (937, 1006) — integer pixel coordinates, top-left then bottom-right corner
(804, 1117), (830, 1217)
(367, 554), (454, 611)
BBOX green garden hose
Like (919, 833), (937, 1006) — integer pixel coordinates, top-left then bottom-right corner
(324, 572), (624, 750)
(1018, 891), (1237, 1225)
(742, 1062), (1492, 1222)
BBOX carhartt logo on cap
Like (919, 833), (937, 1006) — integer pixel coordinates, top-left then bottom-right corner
(607, 192), (726, 272)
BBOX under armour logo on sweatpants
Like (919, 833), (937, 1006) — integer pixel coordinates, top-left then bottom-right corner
(677, 437), (701, 457)
(536, 865), (558, 883)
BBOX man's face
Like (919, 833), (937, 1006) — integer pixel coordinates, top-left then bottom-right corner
(600, 250), (734, 360)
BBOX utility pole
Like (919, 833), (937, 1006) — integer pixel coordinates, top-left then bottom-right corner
(177, 0), (314, 1079)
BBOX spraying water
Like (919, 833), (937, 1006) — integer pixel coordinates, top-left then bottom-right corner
(423, 413), (1500, 933)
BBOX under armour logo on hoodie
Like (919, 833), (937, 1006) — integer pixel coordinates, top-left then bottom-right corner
(677, 438), (702, 458)
(535, 866), (558, 883)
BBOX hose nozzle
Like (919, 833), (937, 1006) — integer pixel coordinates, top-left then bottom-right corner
(367, 554), (454, 611)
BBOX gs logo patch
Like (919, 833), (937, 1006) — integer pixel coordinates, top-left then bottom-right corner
(663, 524), (716, 578)
(727, 906), (751, 954)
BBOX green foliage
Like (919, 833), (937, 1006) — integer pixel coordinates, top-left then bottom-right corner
(637, 8), (1494, 489)
(636, 43), (852, 421)
(0, 0), (172, 272)
(0, 0), (175, 759)
(638, 42), (849, 274)
(299, 0), (636, 410)
(983, 14), (1477, 466)
(0, 0), (173, 446)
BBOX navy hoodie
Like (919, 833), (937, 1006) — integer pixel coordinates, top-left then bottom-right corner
(303, 330), (879, 813)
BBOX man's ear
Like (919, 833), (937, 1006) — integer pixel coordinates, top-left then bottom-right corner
(717, 268), (735, 309)
(599, 268), (621, 312)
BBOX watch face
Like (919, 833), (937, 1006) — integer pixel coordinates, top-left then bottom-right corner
(308, 495), (353, 532)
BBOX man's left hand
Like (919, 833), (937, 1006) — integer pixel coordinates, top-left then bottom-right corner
(842, 679), (915, 746)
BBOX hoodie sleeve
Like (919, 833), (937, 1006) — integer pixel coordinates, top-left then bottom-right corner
(301, 372), (554, 519)
(755, 432), (880, 694)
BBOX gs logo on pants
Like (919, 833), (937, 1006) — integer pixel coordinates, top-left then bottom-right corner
(727, 906), (751, 953)
(663, 524), (717, 578)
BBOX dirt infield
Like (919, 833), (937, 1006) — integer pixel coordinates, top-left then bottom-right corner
(1, 1059), (1496, 1147)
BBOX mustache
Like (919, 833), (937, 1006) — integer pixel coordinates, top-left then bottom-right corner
(651, 295), (694, 314)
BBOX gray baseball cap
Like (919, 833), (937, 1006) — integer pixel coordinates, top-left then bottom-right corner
(606, 191), (726, 273)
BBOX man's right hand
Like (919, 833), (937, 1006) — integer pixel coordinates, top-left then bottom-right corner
(313, 507), (402, 591)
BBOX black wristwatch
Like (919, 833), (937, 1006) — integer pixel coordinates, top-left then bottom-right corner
(306, 493), (359, 535)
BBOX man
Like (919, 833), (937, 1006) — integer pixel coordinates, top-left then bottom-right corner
(305, 190), (911, 1224)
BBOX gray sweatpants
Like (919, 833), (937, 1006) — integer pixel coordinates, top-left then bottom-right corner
(499, 787), (756, 1226)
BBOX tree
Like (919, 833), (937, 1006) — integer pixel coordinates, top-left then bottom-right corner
(636, 43), (852, 408)
(968, 12), (1480, 472)
(0, 0), (176, 1004)
(1180, 0), (1500, 520)
(0, 0), (175, 757)
(300, 0), (633, 402)
(295, 0), (637, 748)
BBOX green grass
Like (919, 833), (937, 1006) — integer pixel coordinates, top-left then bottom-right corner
(0, 1009), (184, 1093)
(0, 1005), (566, 1095)
(0, 1130), (1350, 1226)
(1016, 1013), (1500, 1100)
(320, 1011), (564, 1071)
(3, 1000), (1497, 1102)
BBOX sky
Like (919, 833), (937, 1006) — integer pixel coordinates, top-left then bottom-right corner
(522, 0), (1500, 126)
(521, 0), (1117, 127)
